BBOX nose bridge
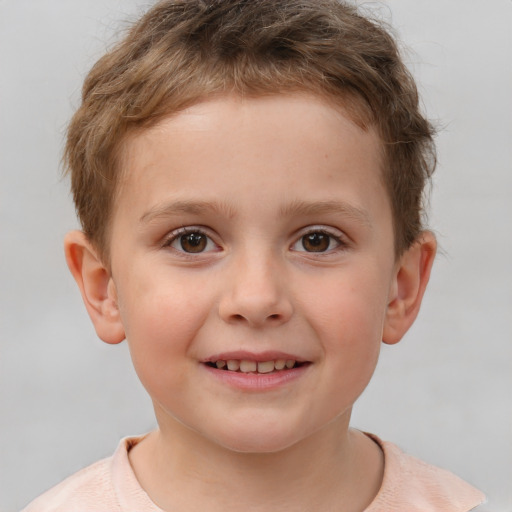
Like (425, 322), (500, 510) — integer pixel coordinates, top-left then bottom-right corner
(219, 243), (293, 326)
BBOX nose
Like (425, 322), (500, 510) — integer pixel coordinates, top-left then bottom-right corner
(218, 251), (293, 327)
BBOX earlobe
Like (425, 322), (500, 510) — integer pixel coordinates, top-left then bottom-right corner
(382, 231), (437, 345)
(64, 230), (125, 345)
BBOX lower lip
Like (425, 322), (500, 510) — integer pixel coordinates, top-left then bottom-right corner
(202, 363), (310, 391)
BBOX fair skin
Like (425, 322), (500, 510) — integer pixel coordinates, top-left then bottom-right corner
(65, 94), (436, 512)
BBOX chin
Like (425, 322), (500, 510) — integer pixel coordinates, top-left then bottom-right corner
(204, 422), (309, 455)
(157, 403), (320, 455)
(217, 437), (299, 455)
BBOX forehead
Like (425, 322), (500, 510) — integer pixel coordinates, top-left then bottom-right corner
(114, 93), (388, 228)
(121, 94), (382, 178)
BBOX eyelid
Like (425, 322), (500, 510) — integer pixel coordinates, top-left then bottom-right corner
(290, 225), (348, 253)
(161, 226), (220, 253)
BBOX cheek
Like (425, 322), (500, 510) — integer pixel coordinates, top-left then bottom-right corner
(305, 272), (389, 341)
(116, 275), (212, 378)
(302, 271), (388, 382)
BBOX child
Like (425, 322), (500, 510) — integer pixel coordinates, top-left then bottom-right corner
(23, 0), (486, 510)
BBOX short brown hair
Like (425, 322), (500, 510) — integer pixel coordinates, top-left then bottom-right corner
(65, 0), (436, 261)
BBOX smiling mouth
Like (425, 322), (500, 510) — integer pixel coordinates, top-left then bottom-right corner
(205, 359), (307, 374)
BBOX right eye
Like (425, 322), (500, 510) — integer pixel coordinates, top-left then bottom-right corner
(290, 228), (345, 254)
(165, 228), (218, 254)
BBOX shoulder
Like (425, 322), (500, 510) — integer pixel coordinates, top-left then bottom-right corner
(21, 455), (118, 512)
(365, 434), (486, 512)
(22, 435), (157, 512)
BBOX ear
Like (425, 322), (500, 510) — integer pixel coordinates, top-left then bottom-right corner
(64, 230), (125, 344)
(382, 231), (437, 345)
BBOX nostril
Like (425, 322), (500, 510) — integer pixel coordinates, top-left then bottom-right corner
(268, 314), (280, 320)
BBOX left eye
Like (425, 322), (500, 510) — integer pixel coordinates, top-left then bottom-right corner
(291, 231), (341, 253)
(168, 230), (217, 253)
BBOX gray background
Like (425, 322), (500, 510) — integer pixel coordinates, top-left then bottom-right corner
(1, 1), (511, 510)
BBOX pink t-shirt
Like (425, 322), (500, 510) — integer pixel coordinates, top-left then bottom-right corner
(22, 434), (486, 512)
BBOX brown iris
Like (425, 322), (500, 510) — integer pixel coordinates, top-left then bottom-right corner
(180, 232), (207, 253)
(302, 232), (330, 252)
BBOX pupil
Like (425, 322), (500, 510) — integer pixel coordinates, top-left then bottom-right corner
(181, 233), (206, 253)
(303, 233), (329, 252)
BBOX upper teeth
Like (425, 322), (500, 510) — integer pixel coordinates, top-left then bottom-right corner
(214, 359), (297, 373)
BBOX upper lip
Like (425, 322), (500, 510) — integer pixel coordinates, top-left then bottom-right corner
(203, 350), (308, 363)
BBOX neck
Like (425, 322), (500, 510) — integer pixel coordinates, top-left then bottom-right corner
(129, 415), (383, 512)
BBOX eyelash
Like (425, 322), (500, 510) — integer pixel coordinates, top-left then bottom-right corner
(161, 227), (218, 256)
(162, 226), (348, 257)
(290, 228), (348, 255)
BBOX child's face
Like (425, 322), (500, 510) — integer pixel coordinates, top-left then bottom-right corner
(108, 94), (398, 452)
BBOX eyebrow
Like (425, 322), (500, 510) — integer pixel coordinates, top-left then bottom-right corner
(139, 200), (236, 224)
(279, 199), (373, 228)
(140, 199), (372, 227)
